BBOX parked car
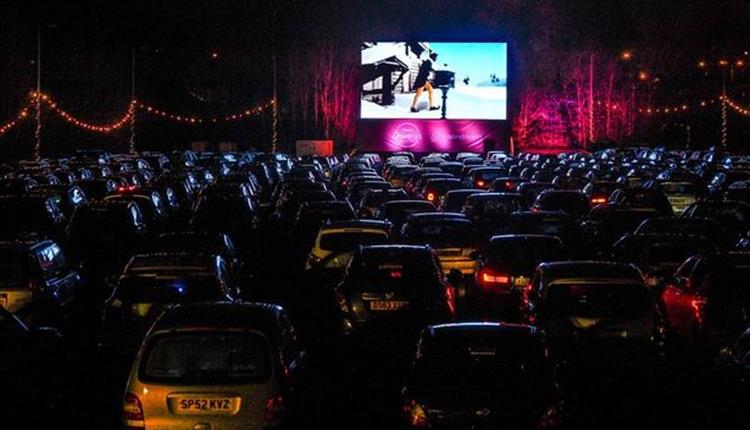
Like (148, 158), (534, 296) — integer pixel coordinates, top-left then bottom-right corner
(401, 212), (478, 276)
(122, 302), (306, 430)
(334, 245), (455, 347)
(662, 252), (750, 355)
(0, 307), (63, 424)
(523, 261), (666, 374)
(306, 220), (391, 271)
(402, 322), (561, 430)
(375, 200), (436, 235)
(0, 237), (81, 327)
(101, 253), (240, 355)
(438, 189), (485, 212)
(66, 200), (148, 286)
(473, 234), (565, 320)
(0, 193), (66, 240)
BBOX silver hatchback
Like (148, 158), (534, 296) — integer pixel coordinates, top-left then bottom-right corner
(122, 302), (305, 430)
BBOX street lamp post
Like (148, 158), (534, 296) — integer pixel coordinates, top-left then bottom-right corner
(34, 24), (42, 161)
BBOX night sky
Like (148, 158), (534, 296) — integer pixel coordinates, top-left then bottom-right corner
(0, 0), (749, 153)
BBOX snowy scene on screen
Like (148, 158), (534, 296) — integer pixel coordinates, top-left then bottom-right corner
(361, 42), (507, 120)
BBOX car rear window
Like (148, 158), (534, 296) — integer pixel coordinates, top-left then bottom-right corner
(475, 171), (503, 181)
(141, 332), (271, 384)
(319, 231), (389, 253)
(406, 221), (475, 248)
(490, 239), (564, 272)
(116, 276), (222, 303)
(156, 236), (218, 254)
(363, 191), (406, 207)
(545, 283), (651, 318)
(413, 337), (547, 392)
(662, 183), (697, 195)
(621, 242), (708, 266)
(345, 251), (438, 292)
(517, 217), (571, 238)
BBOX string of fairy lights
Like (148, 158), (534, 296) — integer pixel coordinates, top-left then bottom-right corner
(1, 88), (750, 142)
(0, 91), (272, 139)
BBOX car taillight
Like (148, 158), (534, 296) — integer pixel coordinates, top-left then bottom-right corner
(336, 292), (350, 314)
(264, 394), (286, 423)
(426, 192), (436, 202)
(28, 280), (41, 294)
(591, 196), (607, 206)
(477, 268), (511, 288)
(123, 393), (145, 428)
(403, 399), (430, 427)
(690, 297), (707, 325)
(476, 180), (486, 188)
(117, 185), (137, 193)
(445, 286), (456, 316)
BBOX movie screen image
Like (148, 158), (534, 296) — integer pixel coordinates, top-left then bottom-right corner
(361, 42), (507, 120)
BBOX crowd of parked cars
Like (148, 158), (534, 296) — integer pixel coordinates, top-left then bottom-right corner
(1, 147), (749, 429)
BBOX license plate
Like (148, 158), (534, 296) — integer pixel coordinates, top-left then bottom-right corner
(172, 397), (239, 415)
(369, 300), (409, 311)
(514, 277), (528, 287)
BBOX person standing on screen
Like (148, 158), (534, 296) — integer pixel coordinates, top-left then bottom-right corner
(410, 52), (440, 113)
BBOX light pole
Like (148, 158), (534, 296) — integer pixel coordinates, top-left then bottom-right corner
(129, 47), (136, 154)
(720, 60), (728, 150)
(34, 24), (42, 161)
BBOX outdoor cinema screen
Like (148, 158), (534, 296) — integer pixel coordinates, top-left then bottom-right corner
(361, 42), (507, 120)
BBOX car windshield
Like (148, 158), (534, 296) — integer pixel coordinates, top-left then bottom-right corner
(490, 239), (564, 273)
(406, 221), (474, 248)
(116, 276), (222, 303)
(545, 283), (651, 318)
(141, 332), (271, 384)
(319, 231), (389, 253)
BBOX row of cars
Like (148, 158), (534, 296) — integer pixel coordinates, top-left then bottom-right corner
(1, 147), (749, 429)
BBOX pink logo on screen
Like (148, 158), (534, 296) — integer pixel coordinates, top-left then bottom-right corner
(391, 122), (422, 149)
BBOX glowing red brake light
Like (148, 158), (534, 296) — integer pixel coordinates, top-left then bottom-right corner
(123, 393), (145, 428)
(426, 192), (436, 202)
(117, 185), (137, 193)
(478, 268), (510, 287)
(264, 394), (286, 423)
(445, 286), (456, 316)
(390, 270), (403, 279)
(476, 180), (486, 187)
(483, 272), (510, 284)
(690, 297), (707, 325)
